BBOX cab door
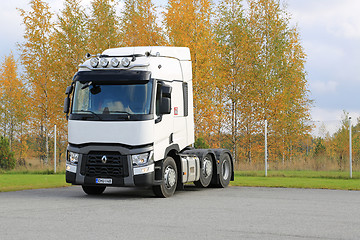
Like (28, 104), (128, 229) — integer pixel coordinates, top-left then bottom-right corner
(154, 81), (174, 161)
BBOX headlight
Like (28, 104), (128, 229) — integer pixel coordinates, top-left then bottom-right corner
(132, 152), (152, 166)
(69, 152), (79, 164)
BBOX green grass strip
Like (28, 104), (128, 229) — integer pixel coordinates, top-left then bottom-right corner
(2, 171), (360, 192)
(236, 170), (360, 179)
(231, 172), (360, 190)
(1, 169), (66, 175)
(0, 174), (70, 192)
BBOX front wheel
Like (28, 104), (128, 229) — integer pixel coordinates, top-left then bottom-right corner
(152, 157), (177, 198)
(82, 185), (106, 195)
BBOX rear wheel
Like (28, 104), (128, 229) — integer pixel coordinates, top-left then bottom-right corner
(218, 153), (232, 188)
(194, 153), (213, 188)
(153, 157), (177, 198)
(82, 185), (106, 195)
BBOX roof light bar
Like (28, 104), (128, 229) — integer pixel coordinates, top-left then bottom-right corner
(111, 58), (120, 67)
(90, 58), (99, 68)
(100, 58), (109, 68)
(121, 57), (130, 67)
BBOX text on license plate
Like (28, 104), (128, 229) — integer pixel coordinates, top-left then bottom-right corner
(96, 178), (112, 184)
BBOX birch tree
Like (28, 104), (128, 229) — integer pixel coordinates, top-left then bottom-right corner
(19, 0), (55, 164)
(164, 0), (219, 144)
(51, 0), (89, 162)
(120, 0), (165, 46)
(0, 53), (29, 159)
(87, 0), (121, 54)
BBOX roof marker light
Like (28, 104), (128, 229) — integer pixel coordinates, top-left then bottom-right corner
(111, 58), (120, 67)
(90, 58), (99, 68)
(121, 57), (130, 67)
(100, 58), (109, 68)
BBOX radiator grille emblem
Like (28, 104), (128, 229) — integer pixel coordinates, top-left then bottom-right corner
(101, 155), (107, 164)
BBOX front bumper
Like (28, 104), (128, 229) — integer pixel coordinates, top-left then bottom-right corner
(65, 143), (157, 187)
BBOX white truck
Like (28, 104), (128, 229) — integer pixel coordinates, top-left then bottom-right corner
(64, 46), (234, 197)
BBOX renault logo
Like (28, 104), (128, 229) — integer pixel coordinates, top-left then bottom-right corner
(101, 155), (107, 164)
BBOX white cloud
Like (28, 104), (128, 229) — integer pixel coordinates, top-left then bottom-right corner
(303, 40), (345, 68)
(0, 0), (29, 57)
(289, 0), (360, 40)
(311, 80), (338, 94)
(311, 107), (360, 137)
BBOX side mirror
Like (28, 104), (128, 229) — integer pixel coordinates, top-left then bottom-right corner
(161, 85), (171, 98)
(160, 98), (171, 114)
(64, 97), (70, 114)
(64, 84), (73, 116)
(159, 84), (172, 115)
(65, 85), (73, 95)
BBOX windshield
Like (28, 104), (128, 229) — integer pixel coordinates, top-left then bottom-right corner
(72, 80), (153, 115)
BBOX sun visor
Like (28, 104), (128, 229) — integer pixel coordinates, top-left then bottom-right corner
(74, 70), (151, 85)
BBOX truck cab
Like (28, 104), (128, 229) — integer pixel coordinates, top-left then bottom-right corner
(64, 46), (233, 197)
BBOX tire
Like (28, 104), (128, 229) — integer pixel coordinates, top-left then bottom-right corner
(152, 157), (177, 198)
(218, 153), (232, 188)
(194, 153), (213, 188)
(82, 185), (106, 195)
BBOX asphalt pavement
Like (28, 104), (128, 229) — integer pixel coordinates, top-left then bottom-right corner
(1, 186), (360, 239)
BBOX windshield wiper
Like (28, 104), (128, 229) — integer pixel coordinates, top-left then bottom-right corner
(108, 111), (131, 119)
(108, 111), (131, 114)
(77, 110), (102, 120)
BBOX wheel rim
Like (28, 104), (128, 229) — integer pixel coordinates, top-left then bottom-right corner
(222, 158), (230, 180)
(203, 156), (212, 178)
(164, 166), (176, 189)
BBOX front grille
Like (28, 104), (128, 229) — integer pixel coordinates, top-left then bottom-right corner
(84, 152), (129, 178)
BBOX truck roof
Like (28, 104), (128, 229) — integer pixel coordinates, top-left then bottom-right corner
(102, 46), (191, 61)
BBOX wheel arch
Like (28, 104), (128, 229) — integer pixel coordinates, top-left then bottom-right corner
(165, 146), (183, 190)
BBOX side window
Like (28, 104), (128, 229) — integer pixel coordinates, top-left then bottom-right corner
(182, 82), (188, 117)
(155, 82), (162, 116)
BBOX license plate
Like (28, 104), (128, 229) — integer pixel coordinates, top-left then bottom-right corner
(96, 178), (112, 184)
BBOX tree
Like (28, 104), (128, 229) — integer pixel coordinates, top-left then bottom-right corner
(19, 0), (55, 164)
(164, 0), (219, 145)
(53, 0), (88, 82)
(277, 26), (312, 163)
(51, 0), (89, 162)
(87, 0), (121, 54)
(247, 0), (312, 163)
(120, 0), (165, 46)
(330, 111), (351, 169)
(194, 137), (209, 149)
(214, 0), (259, 162)
(0, 53), (29, 160)
(0, 136), (16, 170)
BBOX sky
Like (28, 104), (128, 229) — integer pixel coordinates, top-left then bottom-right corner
(0, 0), (359, 136)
